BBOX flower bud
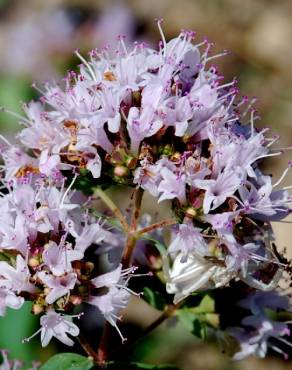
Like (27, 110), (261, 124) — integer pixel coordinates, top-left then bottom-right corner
(114, 165), (129, 177)
(28, 257), (40, 268)
(185, 207), (197, 219)
(159, 144), (174, 156)
(32, 303), (44, 315)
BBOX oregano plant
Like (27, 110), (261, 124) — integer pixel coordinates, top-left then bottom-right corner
(0, 19), (291, 369)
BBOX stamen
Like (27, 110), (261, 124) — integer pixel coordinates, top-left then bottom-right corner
(118, 35), (128, 55)
(216, 79), (236, 91)
(60, 173), (77, 209)
(254, 152), (283, 162)
(282, 185), (292, 190)
(156, 18), (167, 56)
(75, 50), (96, 81)
(205, 50), (228, 62)
(0, 134), (12, 147)
(273, 166), (291, 188)
(242, 97), (257, 118)
(112, 322), (127, 343)
(275, 336), (292, 348)
(22, 328), (42, 343)
(250, 109), (255, 137)
(269, 344), (288, 359)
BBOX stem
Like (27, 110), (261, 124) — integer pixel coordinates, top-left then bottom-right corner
(139, 304), (177, 337)
(93, 187), (129, 232)
(122, 188), (144, 268)
(130, 188), (144, 231)
(111, 303), (180, 356)
(77, 333), (100, 364)
(97, 323), (112, 367)
(137, 218), (177, 236)
(122, 233), (137, 268)
(97, 188), (144, 361)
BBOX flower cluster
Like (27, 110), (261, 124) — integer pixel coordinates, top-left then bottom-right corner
(228, 291), (292, 360)
(0, 349), (39, 370)
(0, 20), (291, 360)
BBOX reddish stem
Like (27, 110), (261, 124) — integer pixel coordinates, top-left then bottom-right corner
(97, 323), (112, 367)
(97, 188), (144, 362)
(77, 333), (99, 364)
(137, 218), (177, 236)
(130, 188), (144, 231)
(122, 188), (144, 268)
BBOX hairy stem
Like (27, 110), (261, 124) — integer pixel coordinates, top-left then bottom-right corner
(93, 187), (129, 232)
(137, 218), (177, 236)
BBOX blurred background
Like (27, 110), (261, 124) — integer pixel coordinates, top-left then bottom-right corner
(0, 0), (292, 369)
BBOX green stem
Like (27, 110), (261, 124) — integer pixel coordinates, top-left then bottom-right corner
(93, 187), (129, 232)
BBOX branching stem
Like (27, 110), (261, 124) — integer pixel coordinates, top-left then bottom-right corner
(97, 188), (144, 363)
(137, 218), (177, 236)
(122, 188), (144, 268)
(95, 187), (178, 365)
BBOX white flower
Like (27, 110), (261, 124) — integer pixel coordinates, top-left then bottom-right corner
(37, 271), (77, 304)
(87, 264), (136, 341)
(168, 223), (208, 261)
(23, 309), (80, 347)
(0, 287), (24, 316)
(42, 240), (82, 276)
(0, 255), (35, 294)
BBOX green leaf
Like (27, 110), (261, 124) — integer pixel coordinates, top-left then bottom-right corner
(143, 287), (166, 311)
(39, 353), (93, 370)
(177, 294), (219, 338)
(189, 294), (215, 314)
(0, 303), (39, 362)
(140, 236), (167, 256)
(106, 361), (179, 370)
(176, 310), (206, 339)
